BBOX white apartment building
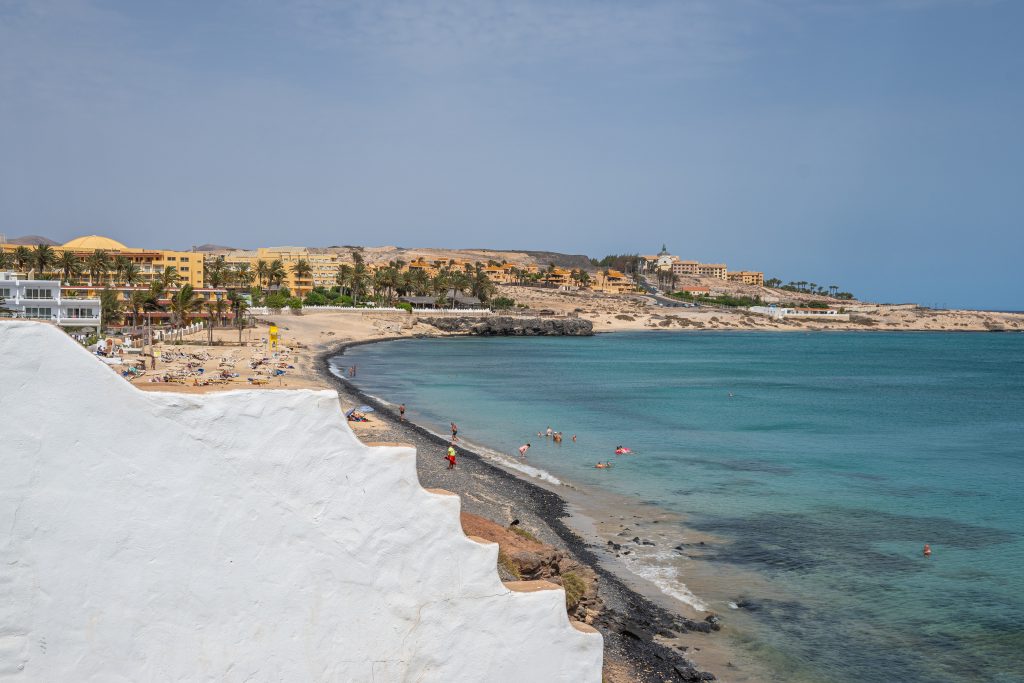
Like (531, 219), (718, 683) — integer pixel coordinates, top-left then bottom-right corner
(0, 272), (102, 329)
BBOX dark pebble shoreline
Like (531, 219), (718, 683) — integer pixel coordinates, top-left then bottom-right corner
(316, 338), (721, 682)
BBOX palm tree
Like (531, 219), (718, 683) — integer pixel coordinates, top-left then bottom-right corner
(408, 269), (430, 296)
(112, 255), (131, 284)
(335, 263), (354, 299)
(31, 244), (56, 278)
(55, 250), (83, 284)
(267, 259), (287, 289)
(578, 270), (591, 289)
(168, 284), (204, 341)
(205, 255), (227, 289)
(86, 250), (112, 286)
(255, 259), (270, 290)
(350, 249), (367, 305)
(471, 271), (495, 302)
(121, 261), (141, 288)
(228, 292), (250, 345)
(99, 288), (122, 331)
(0, 250), (13, 271)
(291, 259), (313, 293)
(233, 263), (252, 289)
(125, 289), (152, 330)
(205, 298), (227, 345)
(13, 246), (32, 273)
(159, 265), (181, 290)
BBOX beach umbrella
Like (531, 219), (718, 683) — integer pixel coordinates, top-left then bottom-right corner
(344, 408), (356, 417)
(358, 405), (375, 413)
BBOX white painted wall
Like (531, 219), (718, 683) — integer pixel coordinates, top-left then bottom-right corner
(0, 321), (602, 681)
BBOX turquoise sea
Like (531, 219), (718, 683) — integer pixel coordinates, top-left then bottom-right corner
(336, 332), (1024, 682)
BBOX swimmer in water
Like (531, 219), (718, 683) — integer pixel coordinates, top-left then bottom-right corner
(923, 544), (932, 557)
(572, 434), (577, 442)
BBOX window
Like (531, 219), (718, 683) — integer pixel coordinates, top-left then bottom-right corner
(181, 257), (189, 262)
(180, 266), (189, 272)
(0, 288), (10, 298)
(24, 288), (53, 299)
(166, 256), (177, 261)
(67, 307), (95, 319)
(25, 307), (52, 319)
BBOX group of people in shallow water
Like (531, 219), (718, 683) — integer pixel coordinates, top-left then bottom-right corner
(431, 414), (637, 474)
(515, 427), (632, 469)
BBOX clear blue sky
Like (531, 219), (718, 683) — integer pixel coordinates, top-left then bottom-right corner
(1, 1), (1021, 309)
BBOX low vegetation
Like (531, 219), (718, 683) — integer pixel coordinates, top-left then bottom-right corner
(497, 550), (522, 580)
(560, 571), (586, 610)
(671, 291), (764, 308)
(510, 526), (539, 543)
(765, 277), (855, 300)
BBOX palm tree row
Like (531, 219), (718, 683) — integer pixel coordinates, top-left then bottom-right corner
(331, 253), (498, 307)
(1, 245), (167, 289)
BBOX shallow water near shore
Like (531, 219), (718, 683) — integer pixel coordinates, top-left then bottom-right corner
(335, 331), (1024, 682)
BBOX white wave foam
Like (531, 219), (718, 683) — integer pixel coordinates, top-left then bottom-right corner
(624, 560), (709, 612)
(609, 546), (710, 612)
(449, 438), (563, 486)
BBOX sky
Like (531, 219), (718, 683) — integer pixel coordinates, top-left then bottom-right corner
(1, 0), (1021, 309)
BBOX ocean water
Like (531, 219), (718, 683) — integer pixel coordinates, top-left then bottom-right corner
(336, 332), (1024, 682)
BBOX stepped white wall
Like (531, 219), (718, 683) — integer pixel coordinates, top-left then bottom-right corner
(0, 321), (602, 681)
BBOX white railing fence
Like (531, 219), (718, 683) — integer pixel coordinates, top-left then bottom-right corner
(151, 322), (204, 341)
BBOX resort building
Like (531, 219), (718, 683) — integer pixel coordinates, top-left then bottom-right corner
(0, 272), (101, 328)
(671, 261), (728, 280)
(727, 271), (765, 286)
(591, 269), (635, 294)
(680, 286), (711, 297)
(208, 247), (346, 295)
(1, 235), (207, 290)
(542, 267), (576, 290)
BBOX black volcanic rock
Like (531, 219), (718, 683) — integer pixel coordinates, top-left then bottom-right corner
(419, 316), (593, 336)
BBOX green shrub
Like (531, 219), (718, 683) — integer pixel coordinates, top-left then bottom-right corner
(265, 293), (288, 310)
(396, 301), (413, 313)
(498, 551), (522, 580)
(304, 291), (328, 306)
(490, 296), (515, 311)
(561, 571), (586, 609)
(286, 297), (303, 311)
(671, 291), (763, 308)
(510, 526), (539, 543)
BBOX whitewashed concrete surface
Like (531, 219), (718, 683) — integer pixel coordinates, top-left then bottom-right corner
(0, 321), (602, 682)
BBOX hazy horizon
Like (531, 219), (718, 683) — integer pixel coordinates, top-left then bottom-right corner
(2, 1), (1021, 309)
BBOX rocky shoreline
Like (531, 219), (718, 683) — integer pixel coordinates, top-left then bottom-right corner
(317, 339), (720, 682)
(418, 315), (594, 336)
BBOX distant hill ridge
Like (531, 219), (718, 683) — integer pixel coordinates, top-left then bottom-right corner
(5, 235), (59, 246)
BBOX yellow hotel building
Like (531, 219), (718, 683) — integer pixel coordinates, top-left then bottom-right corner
(1, 235), (206, 289)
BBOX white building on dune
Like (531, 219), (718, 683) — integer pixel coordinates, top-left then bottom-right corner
(0, 272), (101, 329)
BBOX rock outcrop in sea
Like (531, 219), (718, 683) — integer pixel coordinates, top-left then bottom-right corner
(420, 315), (594, 336)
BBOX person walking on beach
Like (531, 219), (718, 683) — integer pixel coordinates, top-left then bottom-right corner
(399, 403), (406, 420)
(447, 444), (457, 470)
(451, 422), (459, 441)
(518, 443), (531, 457)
